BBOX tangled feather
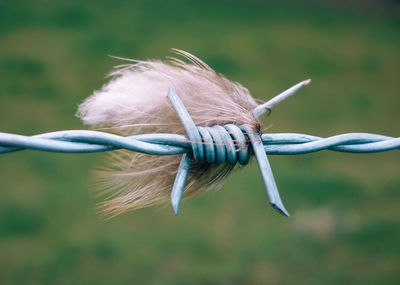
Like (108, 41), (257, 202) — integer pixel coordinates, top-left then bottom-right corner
(77, 49), (260, 217)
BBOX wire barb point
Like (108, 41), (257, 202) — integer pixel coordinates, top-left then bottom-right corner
(241, 125), (290, 217)
(171, 153), (191, 215)
(253, 79), (311, 118)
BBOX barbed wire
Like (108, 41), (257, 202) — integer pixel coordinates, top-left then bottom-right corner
(0, 130), (399, 155)
(1, 87), (398, 216)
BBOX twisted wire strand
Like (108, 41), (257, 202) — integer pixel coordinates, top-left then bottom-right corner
(0, 130), (398, 155)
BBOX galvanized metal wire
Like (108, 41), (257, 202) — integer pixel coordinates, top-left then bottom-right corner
(1, 130), (398, 155)
(1, 86), (398, 217)
(2, 124), (398, 217)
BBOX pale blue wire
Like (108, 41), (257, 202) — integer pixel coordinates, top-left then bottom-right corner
(0, 128), (398, 216)
(0, 88), (399, 217)
(1, 131), (398, 155)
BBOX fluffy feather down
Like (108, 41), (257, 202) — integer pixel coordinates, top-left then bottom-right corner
(77, 49), (259, 217)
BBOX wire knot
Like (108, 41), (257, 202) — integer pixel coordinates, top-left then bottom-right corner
(167, 88), (289, 216)
(189, 124), (251, 165)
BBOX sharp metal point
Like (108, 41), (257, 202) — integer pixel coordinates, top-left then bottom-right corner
(253, 79), (311, 118)
(242, 125), (290, 217)
(170, 153), (191, 215)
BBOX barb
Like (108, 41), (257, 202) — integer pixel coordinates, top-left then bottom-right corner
(253, 79), (311, 118)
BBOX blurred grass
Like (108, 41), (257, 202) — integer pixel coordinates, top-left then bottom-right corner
(0, 0), (399, 284)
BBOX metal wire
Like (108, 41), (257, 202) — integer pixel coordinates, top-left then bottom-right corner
(1, 86), (398, 217)
(0, 130), (398, 155)
(1, 123), (399, 218)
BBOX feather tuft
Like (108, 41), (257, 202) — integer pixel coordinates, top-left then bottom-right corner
(77, 49), (259, 217)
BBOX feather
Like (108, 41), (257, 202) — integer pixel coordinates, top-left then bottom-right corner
(77, 49), (260, 217)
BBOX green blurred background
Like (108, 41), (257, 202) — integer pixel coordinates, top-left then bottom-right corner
(0, 0), (399, 284)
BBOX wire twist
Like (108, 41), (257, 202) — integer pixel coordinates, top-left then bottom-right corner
(184, 124), (251, 165)
(0, 131), (398, 155)
(167, 88), (288, 216)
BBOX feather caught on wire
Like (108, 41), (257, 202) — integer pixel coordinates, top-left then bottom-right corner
(77, 49), (305, 217)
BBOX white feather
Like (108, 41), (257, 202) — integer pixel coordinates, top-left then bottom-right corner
(77, 49), (260, 217)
